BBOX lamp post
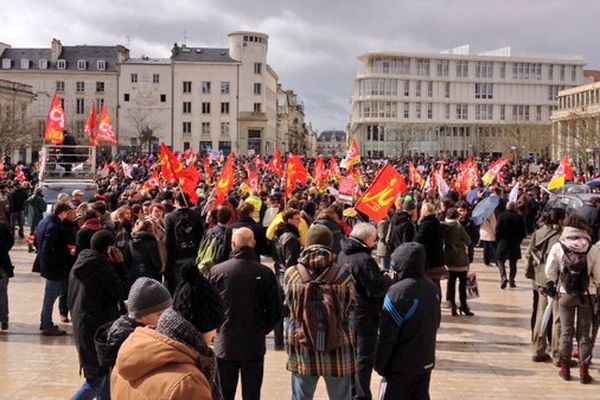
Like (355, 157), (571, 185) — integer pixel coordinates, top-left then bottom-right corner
(510, 145), (517, 162)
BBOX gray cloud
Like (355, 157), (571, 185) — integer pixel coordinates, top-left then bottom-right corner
(2, 0), (599, 132)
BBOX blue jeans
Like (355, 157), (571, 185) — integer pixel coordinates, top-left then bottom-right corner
(0, 276), (8, 323)
(481, 241), (496, 265)
(291, 373), (351, 400)
(71, 375), (110, 400)
(40, 278), (67, 330)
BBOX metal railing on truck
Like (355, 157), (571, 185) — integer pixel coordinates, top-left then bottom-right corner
(39, 145), (96, 181)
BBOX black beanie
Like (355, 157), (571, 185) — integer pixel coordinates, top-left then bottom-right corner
(90, 230), (115, 253)
(173, 261), (224, 334)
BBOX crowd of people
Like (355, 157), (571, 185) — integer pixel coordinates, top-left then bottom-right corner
(0, 150), (599, 399)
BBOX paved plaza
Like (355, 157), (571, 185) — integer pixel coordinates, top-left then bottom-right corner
(0, 240), (599, 400)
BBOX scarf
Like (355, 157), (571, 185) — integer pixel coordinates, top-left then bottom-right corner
(560, 226), (591, 254)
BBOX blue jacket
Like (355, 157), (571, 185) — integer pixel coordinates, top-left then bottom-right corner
(33, 214), (71, 280)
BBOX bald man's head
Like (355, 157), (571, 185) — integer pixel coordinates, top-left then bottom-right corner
(232, 227), (255, 250)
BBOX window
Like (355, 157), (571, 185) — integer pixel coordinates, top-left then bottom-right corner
(360, 79), (397, 96)
(124, 93), (130, 102)
(456, 104), (468, 120)
(160, 94), (166, 102)
(56, 81), (65, 92)
(77, 60), (87, 70)
(96, 81), (105, 93)
(202, 102), (210, 114)
(183, 81), (192, 93)
(445, 103), (450, 119)
(403, 80), (409, 96)
(560, 65), (566, 81)
(500, 105), (506, 120)
(183, 122), (192, 134)
(153, 74), (159, 83)
(444, 82), (450, 98)
(427, 103), (433, 119)
(201, 122), (210, 136)
(512, 105), (530, 121)
(254, 62), (262, 74)
(475, 61), (493, 78)
(475, 104), (493, 120)
(416, 59), (430, 76)
(200, 141), (212, 152)
(415, 81), (421, 97)
(456, 60), (468, 78)
(76, 98), (85, 114)
(221, 122), (230, 136)
(96, 60), (106, 70)
(437, 60), (449, 77)
(201, 81), (211, 94)
(475, 83), (493, 99)
(76, 81), (85, 93)
(183, 101), (192, 114)
(57, 59), (66, 69)
(415, 103), (421, 119)
(95, 98), (104, 110)
(403, 103), (409, 118)
(254, 83), (262, 95)
(39, 59), (48, 69)
(571, 66), (577, 81)
(221, 81), (230, 94)
(548, 85), (564, 101)
(500, 62), (506, 79)
(536, 105), (542, 121)
(427, 81), (433, 97)
(221, 102), (230, 114)
(1, 59), (10, 69)
(253, 103), (262, 113)
(548, 64), (554, 81)
(131, 73), (138, 83)
(20, 59), (30, 69)
(76, 121), (85, 138)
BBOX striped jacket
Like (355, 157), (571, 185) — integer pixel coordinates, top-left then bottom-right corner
(284, 245), (356, 377)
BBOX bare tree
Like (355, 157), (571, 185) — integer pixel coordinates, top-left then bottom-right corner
(0, 102), (34, 161)
(555, 111), (600, 168)
(126, 108), (162, 152)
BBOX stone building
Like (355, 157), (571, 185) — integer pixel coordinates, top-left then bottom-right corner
(0, 79), (36, 162)
(277, 85), (311, 153)
(316, 130), (347, 157)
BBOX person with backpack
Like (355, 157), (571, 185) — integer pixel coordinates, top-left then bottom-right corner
(387, 198), (416, 254)
(209, 227), (281, 400)
(338, 222), (391, 400)
(284, 224), (356, 400)
(374, 242), (441, 400)
(545, 214), (600, 384)
(165, 191), (204, 292)
(197, 206), (232, 276)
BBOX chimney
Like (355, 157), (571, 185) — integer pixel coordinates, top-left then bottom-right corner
(116, 45), (130, 63)
(51, 38), (62, 62)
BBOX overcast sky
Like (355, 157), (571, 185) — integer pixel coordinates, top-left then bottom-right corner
(2, 0), (599, 132)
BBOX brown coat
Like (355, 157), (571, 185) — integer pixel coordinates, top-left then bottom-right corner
(111, 327), (212, 400)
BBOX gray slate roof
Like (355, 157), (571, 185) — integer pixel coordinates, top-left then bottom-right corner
(171, 47), (238, 63)
(318, 130), (347, 142)
(0, 46), (120, 71)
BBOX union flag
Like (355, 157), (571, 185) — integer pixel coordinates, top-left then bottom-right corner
(341, 139), (361, 169)
(286, 154), (309, 197)
(408, 161), (423, 186)
(204, 157), (213, 182)
(96, 105), (117, 144)
(355, 164), (407, 223)
(178, 164), (202, 204)
(215, 154), (235, 204)
(313, 155), (328, 191)
(85, 104), (98, 146)
(268, 149), (283, 177)
(548, 155), (574, 190)
(329, 157), (341, 180)
(160, 143), (184, 181)
(44, 95), (65, 144)
(482, 159), (509, 186)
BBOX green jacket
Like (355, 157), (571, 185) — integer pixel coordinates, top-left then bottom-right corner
(25, 193), (46, 227)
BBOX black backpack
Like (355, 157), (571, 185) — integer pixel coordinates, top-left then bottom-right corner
(174, 210), (197, 252)
(559, 243), (590, 297)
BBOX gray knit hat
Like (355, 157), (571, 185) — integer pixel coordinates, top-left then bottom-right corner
(126, 277), (172, 318)
(306, 224), (334, 248)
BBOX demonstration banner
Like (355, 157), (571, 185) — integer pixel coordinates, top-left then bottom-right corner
(355, 164), (407, 222)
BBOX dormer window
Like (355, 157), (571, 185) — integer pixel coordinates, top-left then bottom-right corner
(39, 59), (48, 69)
(97, 60), (106, 71)
(77, 60), (87, 70)
(20, 59), (30, 69)
(2, 59), (11, 69)
(57, 59), (66, 69)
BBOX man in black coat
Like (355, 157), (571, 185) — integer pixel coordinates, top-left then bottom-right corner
(68, 230), (129, 399)
(209, 227), (281, 400)
(0, 215), (14, 330)
(222, 201), (268, 261)
(387, 202), (415, 251)
(496, 202), (527, 289)
(35, 202), (73, 336)
(9, 182), (29, 239)
(338, 222), (391, 400)
(375, 242), (441, 400)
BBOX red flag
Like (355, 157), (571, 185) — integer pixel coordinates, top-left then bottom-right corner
(286, 154), (309, 197)
(0, 163), (4, 178)
(143, 171), (162, 192)
(247, 170), (260, 193)
(341, 139), (361, 169)
(178, 164), (201, 204)
(408, 161), (423, 186)
(313, 155), (328, 190)
(215, 154), (235, 204)
(255, 155), (267, 170)
(355, 164), (407, 223)
(482, 159), (509, 186)
(268, 149), (283, 178)
(329, 157), (341, 180)
(85, 104), (98, 146)
(554, 155), (574, 181)
(15, 165), (26, 183)
(96, 105), (117, 144)
(204, 157), (213, 182)
(44, 95), (65, 144)
(160, 143), (184, 181)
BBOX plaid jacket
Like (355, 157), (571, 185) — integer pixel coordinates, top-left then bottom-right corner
(283, 245), (356, 377)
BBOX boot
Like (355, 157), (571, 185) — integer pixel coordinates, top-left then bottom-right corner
(559, 362), (571, 381)
(580, 364), (592, 384)
(450, 302), (458, 317)
(459, 304), (474, 316)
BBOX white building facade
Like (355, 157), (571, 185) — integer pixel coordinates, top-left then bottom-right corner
(350, 46), (585, 158)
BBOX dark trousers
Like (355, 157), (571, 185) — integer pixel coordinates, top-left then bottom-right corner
(559, 293), (594, 366)
(379, 371), (432, 400)
(353, 321), (378, 400)
(481, 241), (496, 265)
(497, 258), (517, 283)
(217, 357), (264, 400)
(446, 271), (467, 306)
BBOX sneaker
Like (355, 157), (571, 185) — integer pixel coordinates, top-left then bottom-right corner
(500, 280), (508, 289)
(42, 327), (66, 336)
(0, 321), (8, 331)
(532, 354), (551, 362)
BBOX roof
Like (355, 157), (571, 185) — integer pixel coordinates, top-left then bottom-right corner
(584, 70), (600, 82)
(317, 130), (347, 142)
(0, 45), (122, 71)
(171, 46), (238, 63)
(126, 57), (171, 65)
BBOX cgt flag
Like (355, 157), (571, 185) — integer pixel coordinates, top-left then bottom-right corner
(96, 105), (117, 144)
(481, 159), (509, 186)
(548, 155), (574, 190)
(160, 143), (184, 181)
(356, 164), (407, 223)
(44, 95), (65, 144)
(215, 154), (235, 204)
(341, 139), (361, 169)
(85, 104), (98, 146)
(178, 164), (202, 204)
(268, 149), (283, 178)
(285, 154), (309, 197)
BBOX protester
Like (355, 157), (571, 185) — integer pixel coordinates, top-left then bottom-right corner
(25, 187), (46, 251)
(415, 202), (445, 291)
(76, 209), (102, 255)
(222, 202), (267, 261)
(125, 219), (163, 283)
(496, 202), (527, 289)
(9, 181), (29, 239)
(443, 207), (473, 316)
(0, 213), (14, 330)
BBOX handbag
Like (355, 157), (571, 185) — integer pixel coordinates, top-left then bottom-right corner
(467, 272), (479, 299)
(426, 266), (448, 280)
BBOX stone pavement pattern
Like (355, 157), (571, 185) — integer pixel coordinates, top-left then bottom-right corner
(0, 241), (599, 399)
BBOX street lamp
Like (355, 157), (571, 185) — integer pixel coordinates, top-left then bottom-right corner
(511, 145), (517, 161)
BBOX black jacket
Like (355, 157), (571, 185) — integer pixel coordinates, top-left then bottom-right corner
(275, 223), (302, 272)
(0, 220), (14, 276)
(374, 242), (441, 377)
(165, 208), (204, 262)
(209, 247), (282, 361)
(388, 212), (415, 251)
(68, 249), (129, 377)
(460, 217), (479, 264)
(496, 210), (527, 261)
(94, 315), (142, 369)
(125, 231), (162, 283)
(10, 187), (29, 212)
(338, 236), (391, 325)
(33, 214), (71, 280)
(415, 215), (445, 270)
(222, 216), (267, 261)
